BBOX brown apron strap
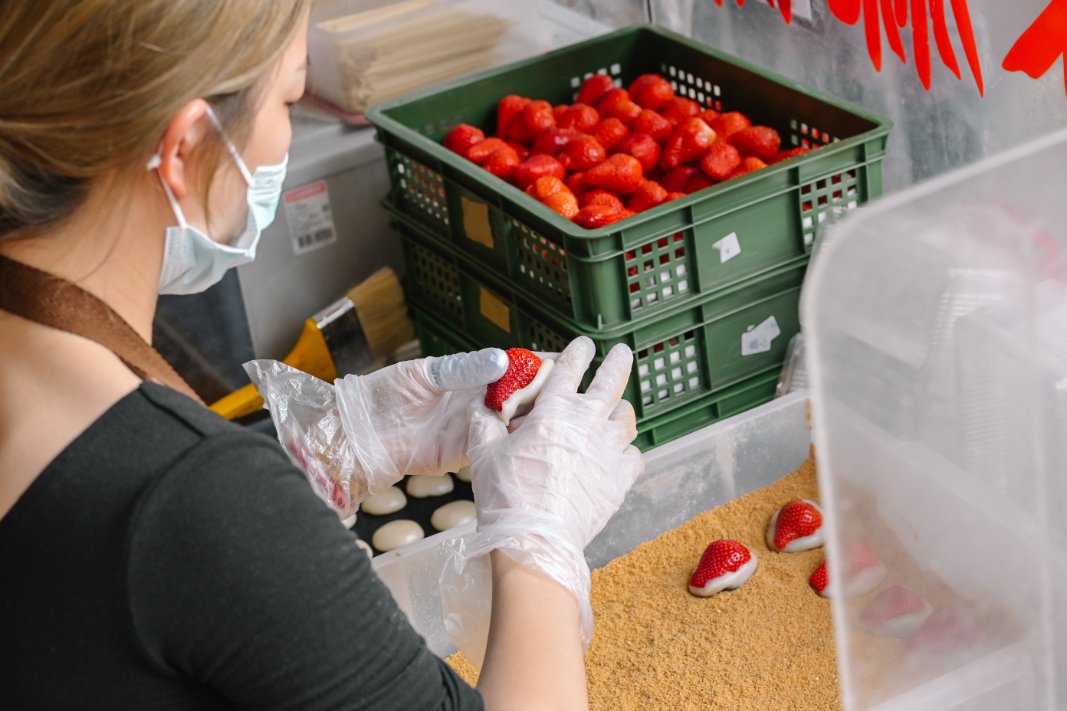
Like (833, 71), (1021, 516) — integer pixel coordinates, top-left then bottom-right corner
(0, 254), (204, 405)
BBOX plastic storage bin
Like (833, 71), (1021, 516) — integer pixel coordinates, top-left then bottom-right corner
(399, 217), (801, 423)
(366, 24), (891, 330)
(805, 130), (1067, 709)
(372, 390), (812, 658)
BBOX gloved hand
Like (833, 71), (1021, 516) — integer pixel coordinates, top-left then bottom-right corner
(244, 348), (508, 516)
(441, 337), (645, 668)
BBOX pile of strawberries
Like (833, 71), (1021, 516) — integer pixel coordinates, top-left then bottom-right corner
(442, 72), (808, 230)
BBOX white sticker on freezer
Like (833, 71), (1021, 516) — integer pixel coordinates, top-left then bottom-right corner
(284, 180), (337, 255)
(713, 232), (741, 264)
(741, 316), (781, 356)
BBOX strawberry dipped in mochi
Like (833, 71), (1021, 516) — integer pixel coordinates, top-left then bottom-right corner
(809, 540), (887, 598)
(688, 539), (758, 597)
(484, 347), (554, 425)
(766, 498), (825, 552)
(859, 585), (933, 639)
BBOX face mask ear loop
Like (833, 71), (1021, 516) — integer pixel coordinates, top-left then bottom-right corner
(147, 153), (189, 229)
(204, 104), (254, 186)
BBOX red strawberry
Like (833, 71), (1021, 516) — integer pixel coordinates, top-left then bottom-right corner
(615, 133), (661, 174)
(859, 586), (933, 638)
(686, 174), (714, 194)
(666, 191), (687, 201)
(628, 73), (675, 110)
(467, 137), (510, 165)
(531, 127), (582, 157)
(770, 146), (810, 164)
(328, 478), (349, 511)
(564, 171), (587, 201)
(700, 140), (742, 181)
(558, 135), (607, 172)
(711, 111), (752, 140)
(632, 109), (672, 143)
(526, 175), (568, 201)
(584, 153), (644, 195)
(552, 104), (569, 122)
(443, 123), (486, 158)
(661, 165), (700, 193)
(485, 348), (542, 412)
(558, 103), (600, 132)
(688, 539), (758, 597)
(576, 74), (616, 106)
(766, 498), (824, 552)
(660, 96), (701, 125)
(512, 154), (565, 190)
(594, 88), (631, 117)
(505, 141), (530, 161)
(627, 179), (669, 212)
(496, 94), (531, 137)
(606, 98), (642, 126)
(573, 203), (631, 229)
(729, 126), (781, 161)
(838, 541), (888, 597)
(542, 191), (579, 219)
(732, 156), (768, 178)
(661, 118), (716, 170)
(810, 560), (830, 597)
(507, 100), (556, 144)
(482, 146), (520, 180)
(592, 118), (630, 153)
(700, 108), (720, 126)
(581, 189), (625, 211)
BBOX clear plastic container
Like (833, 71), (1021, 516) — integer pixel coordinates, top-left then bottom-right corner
(805, 129), (1067, 710)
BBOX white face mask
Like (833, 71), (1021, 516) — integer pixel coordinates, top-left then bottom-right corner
(150, 105), (288, 295)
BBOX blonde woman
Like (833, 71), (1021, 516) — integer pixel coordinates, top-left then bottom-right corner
(0, 2), (643, 709)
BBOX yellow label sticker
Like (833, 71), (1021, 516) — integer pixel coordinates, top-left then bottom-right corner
(462, 196), (494, 249)
(479, 286), (511, 334)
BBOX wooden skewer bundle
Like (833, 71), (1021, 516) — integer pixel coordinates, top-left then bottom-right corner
(311, 1), (512, 113)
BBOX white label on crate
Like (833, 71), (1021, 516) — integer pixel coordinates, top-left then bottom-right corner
(713, 232), (742, 263)
(284, 180), (337, 255)
(741, 316), (781, 356)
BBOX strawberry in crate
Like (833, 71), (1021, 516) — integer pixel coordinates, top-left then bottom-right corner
(440, 71), (811, 230)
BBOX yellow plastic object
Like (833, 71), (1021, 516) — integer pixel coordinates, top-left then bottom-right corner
(209, 318), (339, 420)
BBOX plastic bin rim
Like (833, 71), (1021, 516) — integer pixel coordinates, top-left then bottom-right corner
(365, 23), (893, 237)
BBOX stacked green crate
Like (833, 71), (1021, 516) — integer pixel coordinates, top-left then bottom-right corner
(367, 24), (891, 450)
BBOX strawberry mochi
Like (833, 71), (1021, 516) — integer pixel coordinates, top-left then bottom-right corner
(688, 539), (758, 597)
(766, 498), (825, 552)
(859, 585), (933, 638)
(484, 348), (553, 425)
(809, 541), (887, 598)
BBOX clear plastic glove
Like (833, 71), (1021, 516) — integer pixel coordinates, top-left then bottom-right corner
(441, 337), (645, 668)
(244, 348), (508, 516)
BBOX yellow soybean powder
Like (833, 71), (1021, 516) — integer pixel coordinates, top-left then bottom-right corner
(446, 458), (840, 710)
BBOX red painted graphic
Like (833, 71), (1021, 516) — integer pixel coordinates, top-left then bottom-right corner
(827, 0), (984, 95)
(712, 0), (794, 25)
(1003, 0), (1067, 96)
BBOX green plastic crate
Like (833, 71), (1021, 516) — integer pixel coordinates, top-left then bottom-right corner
(399, 217), (804, 422)
(367, 24), (891, 331)
(410, 297), (781, 452)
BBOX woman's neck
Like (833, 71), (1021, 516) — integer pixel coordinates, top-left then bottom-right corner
(0, 173), (166, 342)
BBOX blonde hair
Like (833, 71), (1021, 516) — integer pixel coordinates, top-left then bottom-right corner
(0, 0), (311, 238)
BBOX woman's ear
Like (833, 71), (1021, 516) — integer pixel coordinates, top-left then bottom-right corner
(155, 99), (210, 200)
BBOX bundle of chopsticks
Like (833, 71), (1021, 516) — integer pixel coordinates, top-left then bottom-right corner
(313, 0), (511, 113)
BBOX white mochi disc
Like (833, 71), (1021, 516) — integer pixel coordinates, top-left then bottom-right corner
(355, 539), (373, 558)
(406, 474), (455, 499)
(360, 486), (407, 516)
(497, 358), (555, 425)
(371, 519), (424, 552)
(431, 500), (477, 532)
(455, 466), (472, 483)
(341, 513), (358, 529)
